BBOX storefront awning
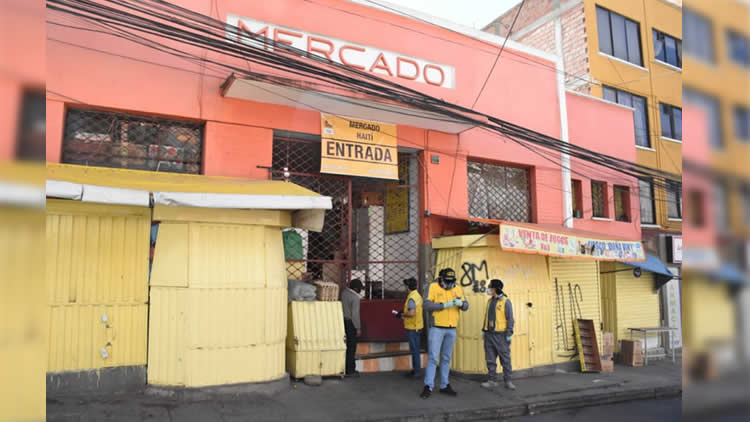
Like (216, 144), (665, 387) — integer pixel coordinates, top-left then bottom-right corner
(431, 215), (646, 262)
(46, 163), (332, 231)
(621, 253), (676, 290)
(707, 263), (747, 286)
(221, 74), (484, 134)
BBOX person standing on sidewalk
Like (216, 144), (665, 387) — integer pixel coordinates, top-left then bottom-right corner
(481, 279), (516, 390)
(420, 268), (469, 399)
(395, 277), (423, 378)
(341, 278), (364, 377)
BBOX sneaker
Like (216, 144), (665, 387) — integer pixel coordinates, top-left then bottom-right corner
(481, 380), (499, 389)
(420, 385), (431, 399)
(505, 381), (517, 390)
(439, 384), (458, 396)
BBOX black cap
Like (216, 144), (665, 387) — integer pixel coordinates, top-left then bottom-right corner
(403, 277), (417, 290)
(439, 268), (457, 283)
(350, 279), (364, 291)
(489, 279), (504, 293)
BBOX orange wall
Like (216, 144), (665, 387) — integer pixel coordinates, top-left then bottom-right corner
(565, 92), (641, 241)
(203, 123), (273, 179)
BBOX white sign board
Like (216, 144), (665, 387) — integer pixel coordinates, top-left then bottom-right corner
(664, 266), (682, 350)
(226, 15), (456, 89)
(671, 236), (682, 263)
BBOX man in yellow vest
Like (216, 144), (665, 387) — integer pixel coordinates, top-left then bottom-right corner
(481, 279), (516, 390)
(420, 268), (469, 399)
(395, 277), (423, 377)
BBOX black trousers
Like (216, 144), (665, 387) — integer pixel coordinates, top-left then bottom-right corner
(344, 318), (358, 374)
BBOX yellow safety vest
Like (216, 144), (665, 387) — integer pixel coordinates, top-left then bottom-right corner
(403, 290), (424, 331)
(483, 296), (508, 332)
(429, 283), (464, 328)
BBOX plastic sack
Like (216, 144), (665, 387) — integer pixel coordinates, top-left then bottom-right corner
(288, 279), (316, 302)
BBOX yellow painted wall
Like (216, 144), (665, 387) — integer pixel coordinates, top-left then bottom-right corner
(585, 0), (683, 233)
(600, 262), (661, 351)
(549, 258), (603, 363)
(147, 214), (289, 387)
(46, 200), (150, 372)
(682, 275), (736, 354)
(434, 240), (553, 373)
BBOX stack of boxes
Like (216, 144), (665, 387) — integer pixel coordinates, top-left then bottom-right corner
(601, 332), (615, 372)
(620, 339), (644, 367)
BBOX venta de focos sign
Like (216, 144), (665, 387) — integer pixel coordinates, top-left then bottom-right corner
(226, 14), (456, 89)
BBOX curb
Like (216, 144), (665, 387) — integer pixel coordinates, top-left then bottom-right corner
(354, 384), (682, 421)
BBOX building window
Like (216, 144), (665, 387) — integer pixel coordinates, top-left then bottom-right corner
(15, 90), (45, 161)
(684, 88), (723, 149)
(683, 8), (715, 63)
(591, 180), (608, 218)
(596, 6), (643, 66)
(62, 108), (204, 174)
(639, 179), (656, 224)
(660, 104), (682, 140)
(667, 181), (682, 220)
(687, 189), (705, 227)
(727, 30), (750, 67)
(613, 185), (631, 222)
(743, 185), (750, 227)
(572, 179), (583, 218)
(653, 29), (682, 68)
(603, 86), (650, 147)
(715, 181), (729, 232)
(467, 161), (531, 223)
(734, 105), (750, 140)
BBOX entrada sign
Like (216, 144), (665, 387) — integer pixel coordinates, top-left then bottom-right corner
(320, 114), (398, 180)
(226, 15), (456, 89)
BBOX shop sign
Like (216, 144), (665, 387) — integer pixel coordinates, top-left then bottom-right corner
(667, 236), (682, 263)
(664, 267), (682, 349)
(226, 15), (456, 88)
(500, 223), (646, 261)
(385, 160), (409, 233)
(319, 114), (398, 180)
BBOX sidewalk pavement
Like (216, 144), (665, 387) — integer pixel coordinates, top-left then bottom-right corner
(47, 359), (681, 422)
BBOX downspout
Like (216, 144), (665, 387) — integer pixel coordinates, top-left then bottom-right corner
(554, 2), (574, 229)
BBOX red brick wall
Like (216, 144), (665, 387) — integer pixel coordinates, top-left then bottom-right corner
(483, 0), (558, 37)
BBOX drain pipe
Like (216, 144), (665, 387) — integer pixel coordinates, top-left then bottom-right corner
(554, 3), (573, 229)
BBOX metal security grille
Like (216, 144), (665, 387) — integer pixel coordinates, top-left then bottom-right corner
(272, 136), (419, 299)
(468, 161), (531, 222)
(62, 108), (203, 174)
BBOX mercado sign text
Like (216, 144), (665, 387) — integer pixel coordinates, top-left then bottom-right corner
(320, 114), (398, 180)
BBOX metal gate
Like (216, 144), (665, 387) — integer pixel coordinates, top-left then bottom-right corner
(271, 136), (420, 299)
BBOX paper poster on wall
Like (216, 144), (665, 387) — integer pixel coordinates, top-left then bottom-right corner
(499, 223), (645, 261)
(320, 114), (398, 180)
(385, 159), (409, 233)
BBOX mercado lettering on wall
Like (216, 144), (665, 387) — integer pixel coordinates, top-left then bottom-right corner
(319, 114), (398, 180)
(226, 15), (456, 89)
(500, 223), (645, 261)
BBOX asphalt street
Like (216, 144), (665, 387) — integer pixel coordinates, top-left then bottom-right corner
(503, 398), (682, 422)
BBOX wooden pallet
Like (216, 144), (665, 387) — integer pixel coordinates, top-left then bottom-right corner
(574, 319), (602, 372)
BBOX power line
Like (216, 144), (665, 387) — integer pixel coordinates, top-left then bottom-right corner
(471, 0), (526, 109)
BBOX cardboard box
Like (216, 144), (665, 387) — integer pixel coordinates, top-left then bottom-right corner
(602, 332), (615, 356)
(620, 340), (643, 367)
(360, 191), (384, 206)
(600, 358), (614, 373)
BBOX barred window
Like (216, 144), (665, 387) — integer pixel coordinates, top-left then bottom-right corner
(639, 179), (656, 224)
(613, 185), (631, 222)
(62, 108), (203, 174)
(468, 161), (531, 223)
(591, 180), (607, 218)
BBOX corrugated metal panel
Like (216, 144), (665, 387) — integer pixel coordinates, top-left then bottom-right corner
(46, 201), (149, 373)
(599, 262), (618, 344)
(683, 276), (736, 353)
(185, 342), (285, 387)
(150, 223), (189, 287)
(549, 258), (603, 363)
(434, 242), (553, 373)
(286, 350), (346, 378)
(287, 301), (346, 352)
(47, 304), (147, 372)
(46, 201), (150, 305)
(147, 287), (186, 386)
(264, 227), (287, 289)
(613, 264), (661, 350)
(188, 223), (266, 288)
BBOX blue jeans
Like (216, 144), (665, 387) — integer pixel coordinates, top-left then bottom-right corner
(406, 329), (422, 374)
(423, 327), (456, 390)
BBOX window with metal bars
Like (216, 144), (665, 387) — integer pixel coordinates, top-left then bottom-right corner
(62, 108), (203, 174)
(591, 180), (608, 218)
(468, 161), (531, 222)
(613, 185), (631, 222)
